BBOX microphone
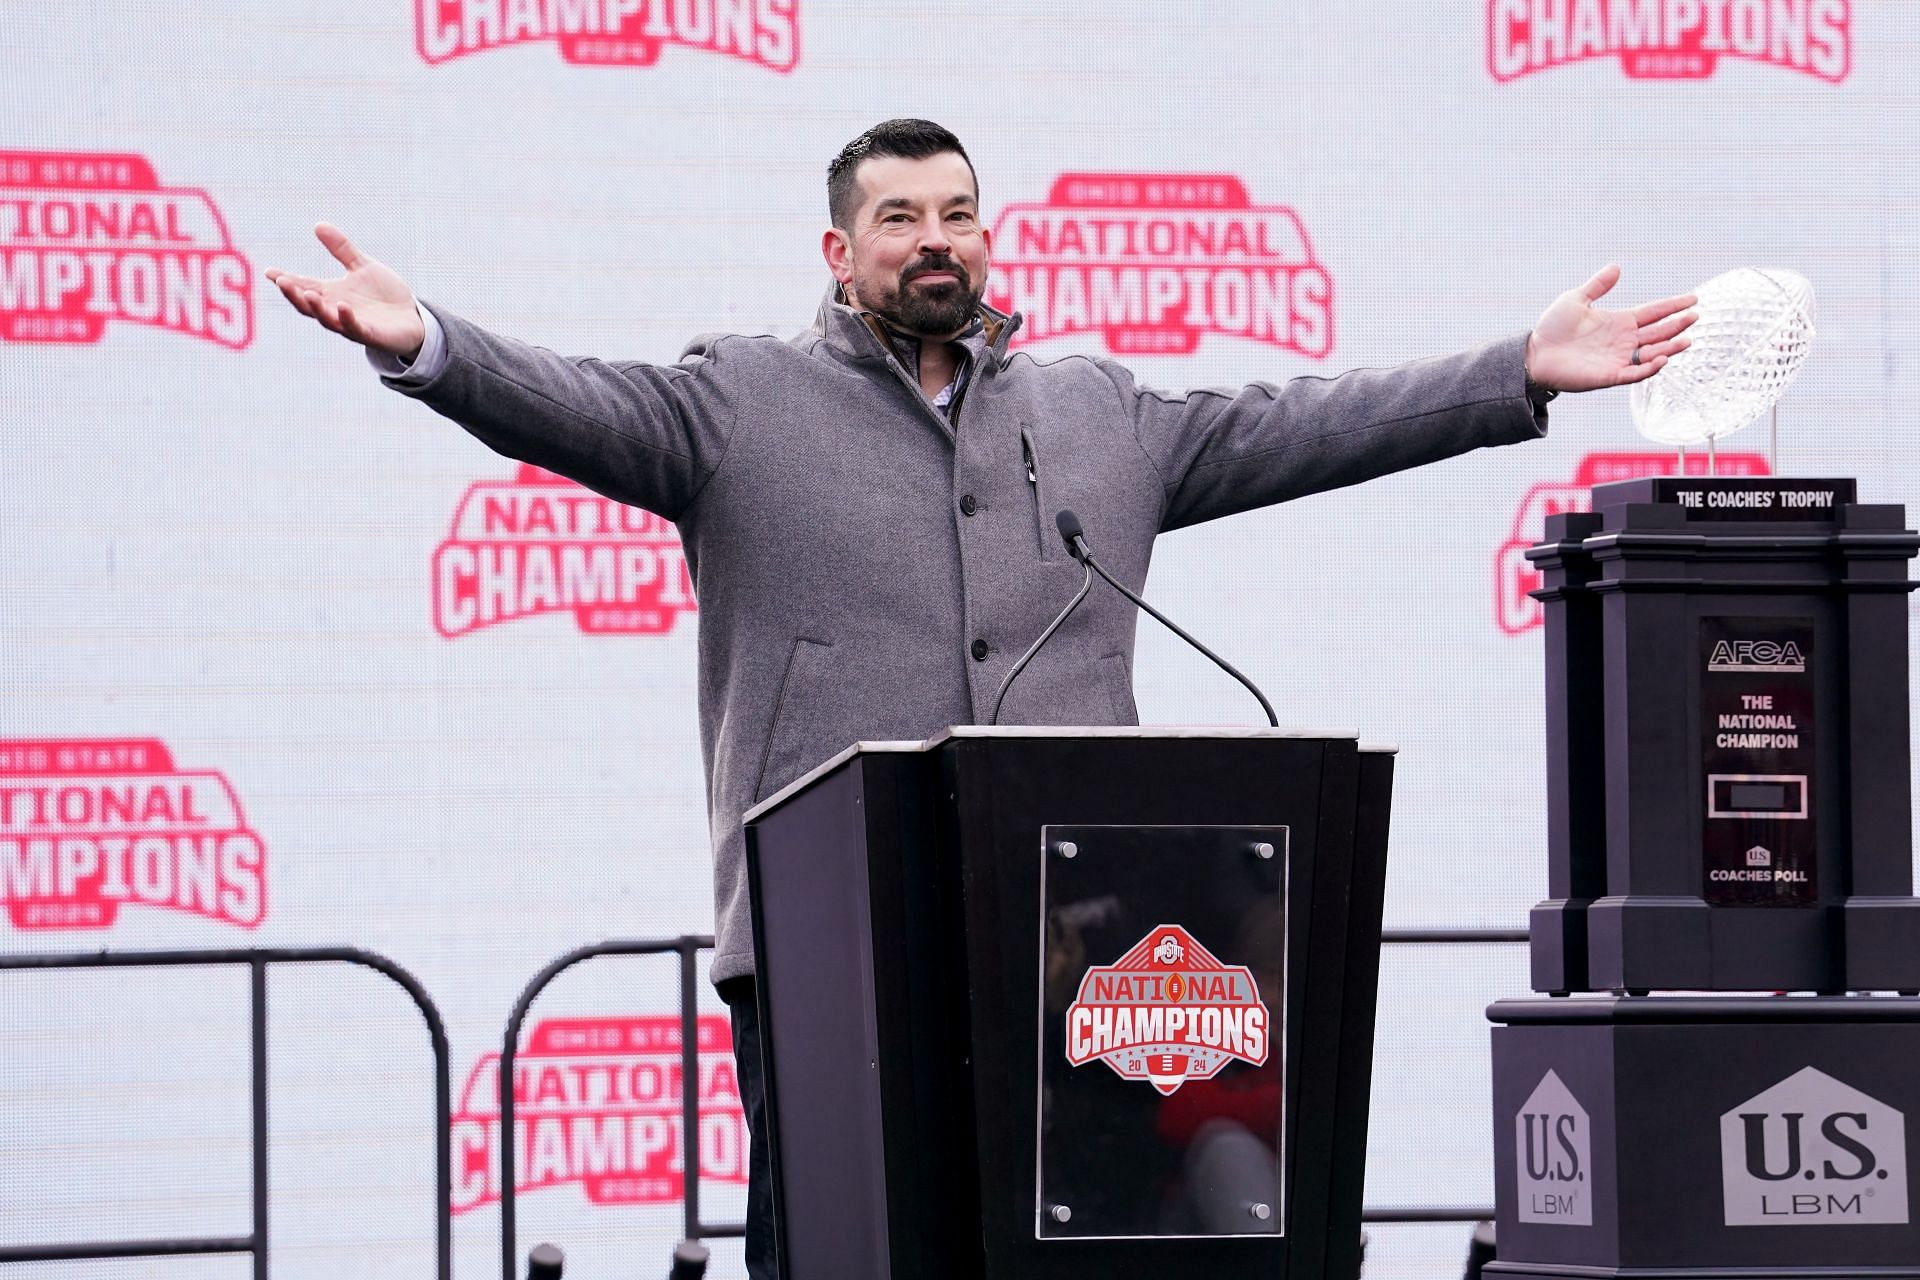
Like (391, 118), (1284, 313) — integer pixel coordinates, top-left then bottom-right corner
(989, 535), (1096, 726)
(1053, 509), (1278, 728)
(1056, 508), (1090, 560)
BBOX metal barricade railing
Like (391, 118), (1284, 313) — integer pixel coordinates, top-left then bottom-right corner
(518, 924), (1536, 1266)
(494, 927), (1530, 1270)
(1358, 926), (1530, 1229)
(0, 947), (453, 1280)
(1380, 928), (1530, 946)
(1, 927), (1529, 1277)
(498, 935), (744, 1280)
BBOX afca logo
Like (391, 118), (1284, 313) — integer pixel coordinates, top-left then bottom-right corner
(1517, 1069), (1593, 1225)
(1707, 640), (1805, 673)
(1721, 1066), (1909, 1226)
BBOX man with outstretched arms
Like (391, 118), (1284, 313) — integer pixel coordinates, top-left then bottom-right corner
(267, 119), (1695, 1277)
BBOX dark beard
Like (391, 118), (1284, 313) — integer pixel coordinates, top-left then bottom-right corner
(874, 255), (980, 336)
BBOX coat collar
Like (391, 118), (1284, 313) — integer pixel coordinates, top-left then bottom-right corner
(811, 283), (1021, 369)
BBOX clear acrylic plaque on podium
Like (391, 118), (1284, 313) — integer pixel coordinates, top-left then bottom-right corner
(1036, 823), (1288, 1241)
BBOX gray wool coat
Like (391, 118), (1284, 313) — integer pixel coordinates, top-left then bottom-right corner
(389, 290), (1546, 982)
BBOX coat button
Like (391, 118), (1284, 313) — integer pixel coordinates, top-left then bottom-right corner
(960, 493), (977, 516)
(971, 639), (990, 662)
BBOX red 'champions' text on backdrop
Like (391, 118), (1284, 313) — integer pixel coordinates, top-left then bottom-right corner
(0, 151), (252, 348)
(0, 739), (267, 930)
(450, 1014), (747, 1213)
(433, 464), (698, 638)
(1487, 0), (1849, 82)
(987, 174), (1333, 359)
(416, 0), (798, 70)
(1494, 451), (1771, 634)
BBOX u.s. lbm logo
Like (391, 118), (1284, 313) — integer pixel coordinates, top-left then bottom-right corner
(1516, 1070), (1593, 1225)
(1721, 1067), (1909, 1226)
(1064, 924), (1269, 1095)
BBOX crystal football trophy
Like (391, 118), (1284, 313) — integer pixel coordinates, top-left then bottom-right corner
(1628, 266), (1815, 470)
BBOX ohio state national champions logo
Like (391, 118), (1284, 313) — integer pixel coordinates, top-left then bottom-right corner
(1487, 0), (1849, 83)
(0, 739), (267, 930)
(416, 0), (799, 71)
(0, 151), (253, 348)
(987, 174), (1332, 359)
(1495, 450), (1769, 634)
(433, 464), (697, 638)
(1065, 924), (1270, 1096)
(450, 1014), (747, 1213)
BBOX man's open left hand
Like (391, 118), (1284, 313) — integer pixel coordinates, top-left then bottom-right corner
(265, 223), (425, 361)
(1527, 265), (1697, 393)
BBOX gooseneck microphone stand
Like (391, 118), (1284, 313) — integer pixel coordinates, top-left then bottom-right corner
(991, 509), (1279, 729)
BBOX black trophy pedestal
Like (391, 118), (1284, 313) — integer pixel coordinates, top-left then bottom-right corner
(1526, 478), (1920, 995)
(1488, 996), (1920, 1279)
(1504, 475), (1920, 1277)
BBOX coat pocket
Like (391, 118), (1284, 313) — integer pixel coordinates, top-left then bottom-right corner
(753, 637), (836, 802)
(1021, 425), (1062, 564)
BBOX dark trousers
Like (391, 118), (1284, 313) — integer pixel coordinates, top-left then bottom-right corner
(718, 977), (776, 1280)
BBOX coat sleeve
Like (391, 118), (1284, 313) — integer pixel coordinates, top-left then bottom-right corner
(384, 304), (739, 521)
(1107, 333), (1548, 532)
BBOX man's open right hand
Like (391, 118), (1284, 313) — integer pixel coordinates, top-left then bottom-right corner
(265, 223), (425, 361)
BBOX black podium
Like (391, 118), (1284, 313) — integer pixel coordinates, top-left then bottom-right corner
(743, 727), (1396, 1280)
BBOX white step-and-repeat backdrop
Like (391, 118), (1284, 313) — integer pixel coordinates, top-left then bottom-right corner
(4, 3), (1914, 1276)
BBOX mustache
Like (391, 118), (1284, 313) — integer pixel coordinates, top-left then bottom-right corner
(901, 256), (969, 288)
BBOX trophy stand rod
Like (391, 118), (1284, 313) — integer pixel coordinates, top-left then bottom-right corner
(1677, 444), (1687, 473)
(1771, 405), (1779, 474)
(1708, 432), (1718, 476)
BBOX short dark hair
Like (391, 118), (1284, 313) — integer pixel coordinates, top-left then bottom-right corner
(826, 118), (978, 230)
